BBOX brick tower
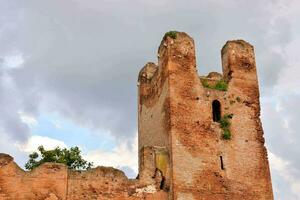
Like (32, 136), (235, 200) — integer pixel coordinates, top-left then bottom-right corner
(138, 32), (273, 199)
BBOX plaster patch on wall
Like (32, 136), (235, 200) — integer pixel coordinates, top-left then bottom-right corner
(135, 184), (157, 194)
(177, 193), (193, 200)
(173, 139), (203, 186)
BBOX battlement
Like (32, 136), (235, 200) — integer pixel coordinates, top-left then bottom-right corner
(0, 32), (273, 200)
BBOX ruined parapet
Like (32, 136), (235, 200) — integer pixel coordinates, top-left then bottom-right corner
(222, 40), (257, 81)
(0, 155), (167, 200)
(222, 40), (260, 102)
(67, 166), (129, 199)
(0, 154), (68, 200)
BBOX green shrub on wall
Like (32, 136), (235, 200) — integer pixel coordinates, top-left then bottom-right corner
(214, 79), (228, 91)
(201, 79), (228, 91)
(219, 114), (233, 140)
(222, 129), (231, 140)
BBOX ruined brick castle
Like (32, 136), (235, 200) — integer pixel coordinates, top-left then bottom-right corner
(0, 32), (273, 200)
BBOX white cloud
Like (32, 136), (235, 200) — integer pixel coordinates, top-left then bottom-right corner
(2, 52), (24, 69)
(18, 111), (38, 128)
(15, 135), (67, 153)
(269, 151), (289, 173)
(269, 151), (300, 200)
(85, 134), (138, 175)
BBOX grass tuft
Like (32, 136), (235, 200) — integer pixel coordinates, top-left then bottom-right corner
(219, 114), (233, 140)
(164, 31), (177, 39)
(214, 79), (228, 91)
(201, 79), (228, 91)
(222, 129), (231, 140)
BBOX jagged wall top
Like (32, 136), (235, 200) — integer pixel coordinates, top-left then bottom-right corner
(139, 31), (257, 88)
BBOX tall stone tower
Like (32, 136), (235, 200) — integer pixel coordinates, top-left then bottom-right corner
(138, 32), (273, 199)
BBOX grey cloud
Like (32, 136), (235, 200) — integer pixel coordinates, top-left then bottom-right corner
(4, 0), (292, 139)
(273, 95), (300, 168)
(0, 0), (299, 198)
(0, 71), (30, 142)
(262, 94), (300, 200)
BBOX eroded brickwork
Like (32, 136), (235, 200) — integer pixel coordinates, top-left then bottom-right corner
(0, 152), (167, 200)
(0, 32), (273, 200)
(138, 32), (273, 199)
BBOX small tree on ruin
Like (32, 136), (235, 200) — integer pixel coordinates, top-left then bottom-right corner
(25, 146), (93, 170)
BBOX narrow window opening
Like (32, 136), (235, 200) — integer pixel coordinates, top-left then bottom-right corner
(220, 156), (224, 170)
(212, 100), (221, 122)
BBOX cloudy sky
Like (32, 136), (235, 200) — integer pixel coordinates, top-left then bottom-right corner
(0, 0), (299, 199)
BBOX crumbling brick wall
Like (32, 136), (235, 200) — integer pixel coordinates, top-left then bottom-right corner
(138, 32), (273, 199)
(0, 153), (167, 200)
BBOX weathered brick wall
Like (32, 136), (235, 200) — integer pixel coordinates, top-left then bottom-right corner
(143, 32), (273, 199)
(138, 62), (171, 156)
(0, 154), (167, 200)
(0, 154), (68, 200)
